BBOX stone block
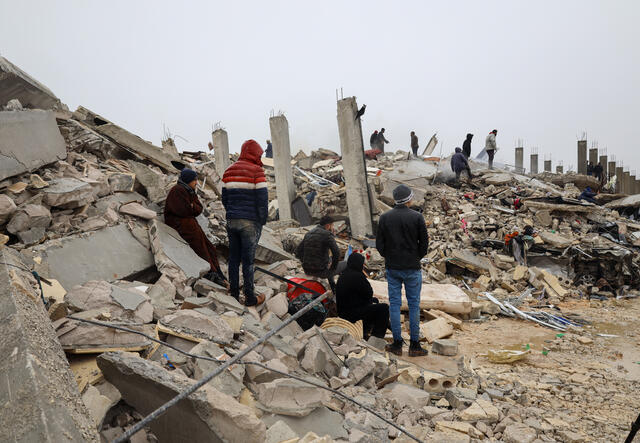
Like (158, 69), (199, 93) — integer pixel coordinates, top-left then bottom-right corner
(43, 178), (95, 208)
(160, 309), (234, 345)
(256, 378), (329, 417)
(459, 399), (500, 423)
(502, 423), (537, 443)
(266, 420), (298, 443)
(445, 387), (477, 410)
(119, 201), (156, 220)
(431, 339), (458, 356)
(382, 382), (431, 409)
(190, 341), (245, 398)
(421, 317), (454, 343)
(266, 292), (289, 318)
(0, 194), (17, 224)
(262, 406), (348, 440)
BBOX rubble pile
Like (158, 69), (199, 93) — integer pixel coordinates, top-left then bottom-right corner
(1, 55), (639, 442)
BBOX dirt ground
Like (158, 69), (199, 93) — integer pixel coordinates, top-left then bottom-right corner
(455, 297), (640, 441)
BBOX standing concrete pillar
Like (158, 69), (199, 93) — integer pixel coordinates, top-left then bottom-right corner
(627, 173), (635, 195)
(337, 97), (373, 238)
(636, 179), (640, 195)
(608, 161), (616, 184)
(588, 148), (598, 167)
(577, 140), (587, 174)
(211, 129), (230, 178)
(269, 115), (295, 221)
(530, 154), (539, 175)
(556, 165), (563, 173)
(623, 170), (630, 194)
(515, 147), (524, 174)
(544, 160), (552, 172)
(599, 155), (608, 180)
(615, 166), (624, 193)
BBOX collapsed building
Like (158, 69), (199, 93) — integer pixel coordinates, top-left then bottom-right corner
(1, 56), (639, 443)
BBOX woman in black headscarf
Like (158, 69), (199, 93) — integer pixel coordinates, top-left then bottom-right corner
(336, 252), (389, 339)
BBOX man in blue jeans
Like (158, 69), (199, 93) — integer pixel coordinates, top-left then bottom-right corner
(222, 139), (269, 306)
(376, 184), (429, 357)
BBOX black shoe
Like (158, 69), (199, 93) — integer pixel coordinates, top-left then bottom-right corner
(385, 340), (403, 356)
(408, 340), (428, 357)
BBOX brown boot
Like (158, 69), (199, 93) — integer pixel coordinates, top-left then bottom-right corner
(408, 340), (428, 357)
(385, 340), (403, 356)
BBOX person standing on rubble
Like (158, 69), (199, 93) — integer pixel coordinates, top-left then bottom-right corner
(222, 140), (269, 306)
(296, 215), (341, 293)
(369, 130), (379, 149)
(410, 131), (419, 157)
(265, 140), (273, 158)
(376, 184), (429, 357)
(336, 252), (389, 339)
(165, 169), (228, 287)
(376, 128), (390, 152)
(462, 133), (473, 159)
(485, 129), (498, 169)
(451, 147), (472, 183)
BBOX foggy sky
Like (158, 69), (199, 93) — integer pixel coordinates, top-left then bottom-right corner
(1, 1), (639, 173)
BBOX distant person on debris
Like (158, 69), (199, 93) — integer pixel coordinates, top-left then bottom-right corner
(579, 186), (597, 204)
(369, 130), (379, 149)
(594, 163), (603, 181)
(265, 140), (273, 158)
(222, 140), (268, 306)
(410, 131), (419, 157)
(451, 147), (472, 183)
(485, 129), (498, 169)
(376, 184), (429, 357)
(587, 161), (594, 176)
(296, 215), (341, 293)
(462, 133), (473, 159)
(165, 168), (228, 287)
(376, 128), (390, 152)
(336, 252), (389, 339)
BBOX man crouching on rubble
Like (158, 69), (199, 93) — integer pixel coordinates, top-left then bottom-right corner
(376, 184), (429, 357)
(296, 215), (341, 293)
(165, 168), (228, 287)
(222, 140), (268, 306)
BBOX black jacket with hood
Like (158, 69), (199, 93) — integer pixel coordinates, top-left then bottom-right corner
(462, 133), (473, 158)
(376, 205), (429, 270)
(296, 225), (340, 273)
(336, 253), (375, 321)
(451, 147), (470, 173)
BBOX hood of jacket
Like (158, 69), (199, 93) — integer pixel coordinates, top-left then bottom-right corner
(239, 140), (264, 166)
(455, 147), (462, 153)
(466, 133), (473, 140)
(347, 252), (365, 271)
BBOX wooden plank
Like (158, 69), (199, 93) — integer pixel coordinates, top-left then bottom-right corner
(64, 345), (148, 354)
(156, 323), (207, 344)
(68, 354), (103, 393)
(370, 280), (471, 314)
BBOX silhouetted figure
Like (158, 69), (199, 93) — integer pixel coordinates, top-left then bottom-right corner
(587, 161), (594, 176)
(485, 129), (497, 169)
(354, 104), (366, 120)
(369, 130), (379, 149)
(451, 147), (472, 183)
(376, 128), (390, 152)
(265, 140), (273, 158)
(410, 131), (419, 157)
(462, 133), (473, 158)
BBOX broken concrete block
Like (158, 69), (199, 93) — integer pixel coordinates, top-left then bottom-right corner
(82, 385), (113, 428)
(266, 292), (289, 318)
(266, 420), (298, 443)
(127, 160), (169, 203)
(256, 378), (330, 417)
(6, 203), (51, 234)
(149, 220), (210, 284)
(159, 309), (234, 345)
(0, 194), (16, 224)
(370, 280), (471, 314)
(444, 387), (477, 410)
(431, 339), (458, 356)
(119, 201), (156, 220)
(382, 382), (431, 409)
(190, 341), (245, 398)
(65, 280), (154, 323)
(0, 247), (99, 442)
(17, 226), (47, 244)
(502, 422), (537, 443)
(34, 224), (155, 293)
(262, 406), (348, 440)
(0, 110), (67, 181)
(538, 230), (573, 248)
(421, 317), (454, 343)
(0, 56), (62, 109)
(97, 351), (266, 443)
(256, 226), (295, 264)
(58, 321), (154, 352)
(513, 265), (529, 281)
(147, 274), (176, 310)
(43, 178), (95, 208)
(107, 172), (136, 192)
(459, 399), (500, 423)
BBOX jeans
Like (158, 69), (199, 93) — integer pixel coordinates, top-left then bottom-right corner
(487, 150), (495, 169)
(227, 219), (262, 304)
(386, 268), (422, 342)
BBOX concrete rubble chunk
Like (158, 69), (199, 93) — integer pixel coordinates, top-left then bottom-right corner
(119, 201), (157, 220)
(431, 338), (458, 356)
(382, 382), (431, 409)
(256, 226), (295, 263)
(0, 110), (67, 181)
(189, 341), (245, 398)
(265, 292), (289, 318)
(502, 422), (537, 443)
(127, 160), (170, 203)
(256, 378), (330, 417)
(35, 224), (154, 289)
(97, 351), (266, 443)
(459, 399), (500, 423)
(262, 406), (348, 440)
(82, 385), (113, 428)
(445, 387), (477, 410)
(147, 274), (177, 310)
(43, 178), (95, 208)
(0, 247), (99, 442)
(57, 321), (154, 351)
(160, 309), (234, 345)
(6, 203), (51, 234)
(0, 194), (17, 224)
(421, 317), (454, 343)
(266, 420), (298, 443)
(0, 56), (62, 109)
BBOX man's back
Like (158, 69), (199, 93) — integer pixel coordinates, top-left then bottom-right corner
(485, 133), (496, 151)
(297, 226), (339, 273)
(376, 206), (428, 270)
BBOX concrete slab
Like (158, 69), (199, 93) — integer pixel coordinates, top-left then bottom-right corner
(150, 220), (210, 280)
(0, 110), (67, 181)
(0, 56), (62, 109)
(0, 247), (99, 442)
(36, 224), (154, 289)
(43, 178), (95, 208)
(262, 406), (348, 440)
(256, 226), (295, 263)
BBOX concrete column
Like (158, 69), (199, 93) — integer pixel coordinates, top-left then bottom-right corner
(530, 154), (539, 175)
(544, 160), (552, 172)
(623, 170), (630, 194)
(269, 115), (295, 221)
(630, 175), (637, 195)
(556, 165), (563, 173)
(337, 97), (373, 238)
(636, 179), (640, 195)
(588, 148), (598, 167)
(599, 155), (608, 180)
(577, 140), (587, 174)
(608, 161), (616, 180)
(211, 129), (230, 178)
(515, 147), (524, 174)
(615, 166), (624, 193)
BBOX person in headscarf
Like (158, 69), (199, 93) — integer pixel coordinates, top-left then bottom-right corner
(451, 147), (472, 183)
(164, 168), (227, 286)
(462, 133), (473, 159)
(336, 252), (389, 339)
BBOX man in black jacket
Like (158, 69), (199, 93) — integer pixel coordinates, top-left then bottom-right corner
(376, 184), (429, 357)
(296, 215), (341, 292)
(462, 133), (473, 159)
(336, 252), (389, 339)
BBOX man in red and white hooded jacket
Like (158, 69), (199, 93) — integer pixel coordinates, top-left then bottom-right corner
(222, 139), (269, 306)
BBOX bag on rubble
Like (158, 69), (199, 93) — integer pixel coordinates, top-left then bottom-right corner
(286, 278), (329, 330)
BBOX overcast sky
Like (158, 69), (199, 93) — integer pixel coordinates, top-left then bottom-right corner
(1, 1), (639, 173)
